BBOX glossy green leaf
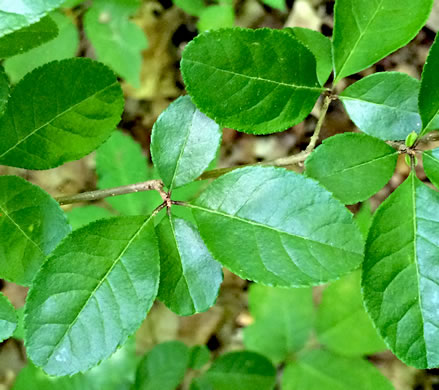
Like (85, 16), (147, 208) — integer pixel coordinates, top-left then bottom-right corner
(243, 284), (313, 363)
(362, 173), (439, 368)
(419, 33), (439, 135)
(25, 216), (160, 375)
(0, 58), (124, 170)
(157, 214), (222, 316)
(4, 12), (79, 84)
(181, 28), (322, 134)
(285, 27), (332, 86)
(0, 293), (17, 342)
(0, 176), (70, 285)
(355, 201), (373, 239)
(151, 96), (221, 190)
(423, 148), (439, 189)
(67, 206), (114, 230)
(84, 0), (147, 88)
(0, 0), (65, 38)
(97, 131), (162, 215)
(202, 351), (276, 390)
(197, 5), (235, 31)
(0, 66), (9, 115)
(316, 271), (386, 356)
(174, 0), (206, 16)
(333, 0), (433, 83)
(189, 345), (210, 370)
(305, 133), (398, 204)
(188, 166), (364, 287)
(282, 349), (393, 390)
(134, 341), (189, 390)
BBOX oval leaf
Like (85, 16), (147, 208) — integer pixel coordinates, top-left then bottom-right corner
(305, 132), (398, 204)
(0, 293), (17, 342)
(157, 214), (223, 316)
(25, 216), (160, 375)
(151, 96), (222, 190)
(423, 148), (439, 189)
(0, 58), (124, 169)
(181, 28), (322, 134)
(362, 173), (439, 368)
(0, 176), (70, 285)
(189, 166), (364, 287)
(0, 66), (9, 115)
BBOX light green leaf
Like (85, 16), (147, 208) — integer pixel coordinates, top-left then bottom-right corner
(316, 271), (386, 356)
(0, 293), (17, 342)
(332, 0), (434, 83)
(0, 176), (70, 285)
(0, 66), (9, 115)
(188, 345), (210, 370)
(181, 28), (322, 134)
(157, 214), (222, 316)
(355, 201), (373, 239)
(0, 58), (124, 170)
(202, 351), (276, 390)
(151, 96), (221, 190)
(0, 0), (65, 38)
(84, 0), (147, 88)
(134, 341), (189, 390)
(261, 0), (286, 11)
(197, 5), (234, 31)
(188, 166), (364, 287)
(284, 27), (332, 86)
(305, 133), (398, 204)
(419, 32), (439, 135)
(174, 0), (206, 16)
(282, 349), (394, 390)
(243, 284), (313, 363)
(96, 131), (162, 215)
(362, 173), (439, 368)
(4, 12), (79, 84)
(0, 16), (58, 59)
(67, 206), (114, 230)
(423, 148), (439, 189)
(62, 0), (86, 8)
(25, 216), (160, 375)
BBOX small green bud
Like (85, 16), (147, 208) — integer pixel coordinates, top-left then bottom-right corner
(405, 131), (418, 147)
(405, 154), (418, 167)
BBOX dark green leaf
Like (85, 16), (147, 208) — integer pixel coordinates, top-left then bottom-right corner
(0, 66), (9, 115)
(284, 27), (332, 86)
(197, 5), (235, 31)
(25, 216), (160, 375)
(0, 293), (17, 342)
(134, 341), (189, 390)
(362, 173), (439, 368)
(419, 32), (439, 135)
(305, 133), (398, 204)
(189, 166), (364, 287)
(243, 284), (313, 363)
(181, 28), (322, 134)
(67, 206), (114, 230)
(0, 58), (124, 170)
(190, 377), (213, 390)
(151, 96), (221, 190)
(423, 148), (439, 189)
(157, 214), (222, 316)
(0, 176), (70, 285)
(188, 345), (211, 370)
(332, 0), (434, 83)
(4, 12), (79, 84)
(0, 16), (58, 58)
(202, 351), (276, 390)
(282, 349), (393, 390)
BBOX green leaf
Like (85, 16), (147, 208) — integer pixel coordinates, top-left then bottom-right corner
(284, 27), (332, 86)
(305, 133), (398, 204)
(355, 201), (373, 239)
(174, 0), (206, 16)
(261, 0), (286, 11)
(243, 284), (313, 363)
(0, 66), (9, 115)
(202, 351), (276, 390)
(0, 58), (124, 170)
(282, 349), (393, 390)
(0, 293), (17, 342)
(24, 216), (160, 375)
(188, 345), (211, 370)
(0, 16), (58, 59)
(188, 166), (364, 287)
(190, 377), (213, 390)
(332, 0), (434, 83)
(156, 214), (222, 316)
(0, 0), (65, 38)
(340, 72), (436, 140)
(96, 131), (162, 215)
(134, 341), (189, 390)
(197, 5), (235, 31)
(181, 28), (322, 134)
(419, 32), (439, 135)
(67, 206), (114, 230)
(151, 96), (222, 190)
(62, 0), (86, 8)
(423, 148), (439, 189)
(362, 173), (439, 368)
(0, 176), (70, 285)
(4, 12), (79, 84)
(84, 0), (148, 88)
(316, 271), (386, 356)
